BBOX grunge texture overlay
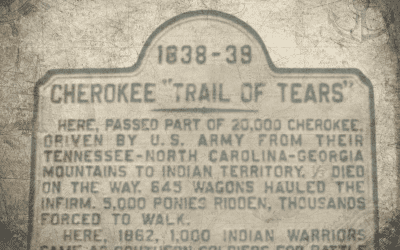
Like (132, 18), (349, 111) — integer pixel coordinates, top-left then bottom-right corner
(0, 0), (399, 249)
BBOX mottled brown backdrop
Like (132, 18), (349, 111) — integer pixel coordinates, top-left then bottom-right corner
(0, 0), (399, 249)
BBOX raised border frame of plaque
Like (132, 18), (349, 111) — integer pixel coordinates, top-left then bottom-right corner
(28, 10), (378, 250)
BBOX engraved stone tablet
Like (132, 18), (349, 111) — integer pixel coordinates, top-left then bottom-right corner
(29, 10), (378, 250)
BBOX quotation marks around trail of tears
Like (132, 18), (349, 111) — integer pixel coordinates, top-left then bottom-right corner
(30, 11), (376, 250)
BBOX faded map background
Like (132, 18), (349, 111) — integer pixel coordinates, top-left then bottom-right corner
(0, 0), (399, 249)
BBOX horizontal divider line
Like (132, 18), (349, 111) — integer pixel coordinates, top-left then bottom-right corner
(152, 107), (258, 113)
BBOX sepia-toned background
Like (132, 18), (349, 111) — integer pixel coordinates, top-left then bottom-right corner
(0, 0), (399, 249)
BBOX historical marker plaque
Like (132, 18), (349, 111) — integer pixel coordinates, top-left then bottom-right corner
(29, 11), (378, 250)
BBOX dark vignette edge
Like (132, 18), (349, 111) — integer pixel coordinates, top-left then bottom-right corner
(28, 9), (379, 250)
